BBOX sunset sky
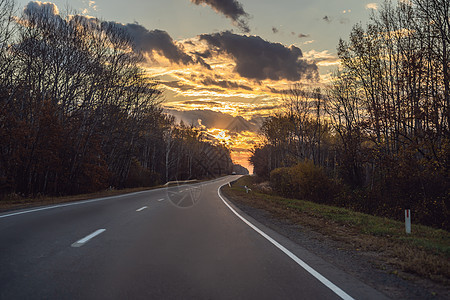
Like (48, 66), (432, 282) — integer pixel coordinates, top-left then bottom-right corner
(17, 0), (380, 172)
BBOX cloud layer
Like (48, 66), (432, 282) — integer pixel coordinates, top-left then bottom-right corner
(108, 22), (194, 65)
(23, 2), (192, 66)
(23, 2), (318, 84)
(190, 0), (250, 32)
(24, 1), (59, 17)
(200, 31), (318, 81)
(165, 109), (260, 132)
(366, 3), (378, 10)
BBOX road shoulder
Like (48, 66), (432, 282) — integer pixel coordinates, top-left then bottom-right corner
(220, 184), (449, 300)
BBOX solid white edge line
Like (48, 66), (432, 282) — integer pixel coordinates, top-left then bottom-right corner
(136, 206), (148, 212)
(218, 183), (354, 300)
(71, 229), (106, 247)
(157, 198), (165, 202)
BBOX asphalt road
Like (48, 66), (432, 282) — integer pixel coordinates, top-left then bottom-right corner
(0, 176), (389, 299)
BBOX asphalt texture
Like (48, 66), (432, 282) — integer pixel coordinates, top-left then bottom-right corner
(0, 176), (389, 299)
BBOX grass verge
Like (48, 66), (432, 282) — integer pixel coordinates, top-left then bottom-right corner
(0, 176), (218, 213)
(0, 186), (161, 212)
(222, 176), (450, 285)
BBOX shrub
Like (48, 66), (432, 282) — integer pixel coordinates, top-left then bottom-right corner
(270, 160), (335, 203)
(270, 167), (293, 197)
(290, 160), (335, 203)
(0, 177), (14, 200)
(124, 159), (160, 188)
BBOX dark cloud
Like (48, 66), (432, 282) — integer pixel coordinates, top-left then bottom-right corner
(201, 77), (253, 91)
(191, 49), (213, 59)
(23, 2), (196, 66)
(298, 33), (309, 38)
(194, 56), (212, 69)
(248, 104), (278, 112)
(190, 0), (250, 32)
(272, 27), (279, 34)
(323, 15), (332, 23)
(163, 81), (198, 91)
(189, 50), (213, 69)
(104, 22), (216, 69)
(105, 22), (194, 65)
(267, 86), (286, 94)
(186, 73), (252, 90)
(165, 109), (259, 132)
(182, 100), (223, 106)
(199, 31), (318, 81)
(322, 15), (348, 25)
(322, 16), (350, 24)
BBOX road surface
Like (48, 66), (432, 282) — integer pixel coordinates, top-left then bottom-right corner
(0, 176), (389, 299)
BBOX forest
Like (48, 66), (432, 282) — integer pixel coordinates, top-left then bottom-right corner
(0, 0), (234, 197)
(250, 0), (449, 230)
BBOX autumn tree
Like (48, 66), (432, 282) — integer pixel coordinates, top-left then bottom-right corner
(0, 2), (234, 198)
(251, 0), (449, 229)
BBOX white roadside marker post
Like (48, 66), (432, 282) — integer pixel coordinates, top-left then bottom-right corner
(405, 209), (411, 234)
(244, 185), (251, 193)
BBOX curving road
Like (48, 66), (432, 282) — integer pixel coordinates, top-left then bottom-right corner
(0, 176), (389, 299)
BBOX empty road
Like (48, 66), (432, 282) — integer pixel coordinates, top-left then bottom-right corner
(0, 176), (388, 299)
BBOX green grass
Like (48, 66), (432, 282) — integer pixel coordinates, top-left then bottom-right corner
(231, 176), (450, 257)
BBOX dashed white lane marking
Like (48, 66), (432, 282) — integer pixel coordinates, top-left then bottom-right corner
(157, 198), (165, 202)
(71, 229), (106, 248)
(136, 206), (148, 212)
(218, 183), (354, 300)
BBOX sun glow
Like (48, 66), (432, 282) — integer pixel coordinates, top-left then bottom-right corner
(141, 33), (327, 174)
(208, 128), (232, 145)
(203, 128), (262, 173)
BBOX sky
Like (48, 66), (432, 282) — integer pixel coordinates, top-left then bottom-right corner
(17, 0), (380, 172)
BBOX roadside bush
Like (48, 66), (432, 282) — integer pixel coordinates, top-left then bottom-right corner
(270, 160), (336, 203)
(124, 159), (160, 188)
(0, 177), (13, 201)
(335, 153), (449, 230)
(265, 156), (449, 230)
(379, 155), (450, 230)
(270, 167), (293, 197)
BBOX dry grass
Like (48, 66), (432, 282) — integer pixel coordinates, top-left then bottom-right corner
(223, 176), (450, 285)
(0, 177), (216, 213)
(0, 186), (161, 212)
